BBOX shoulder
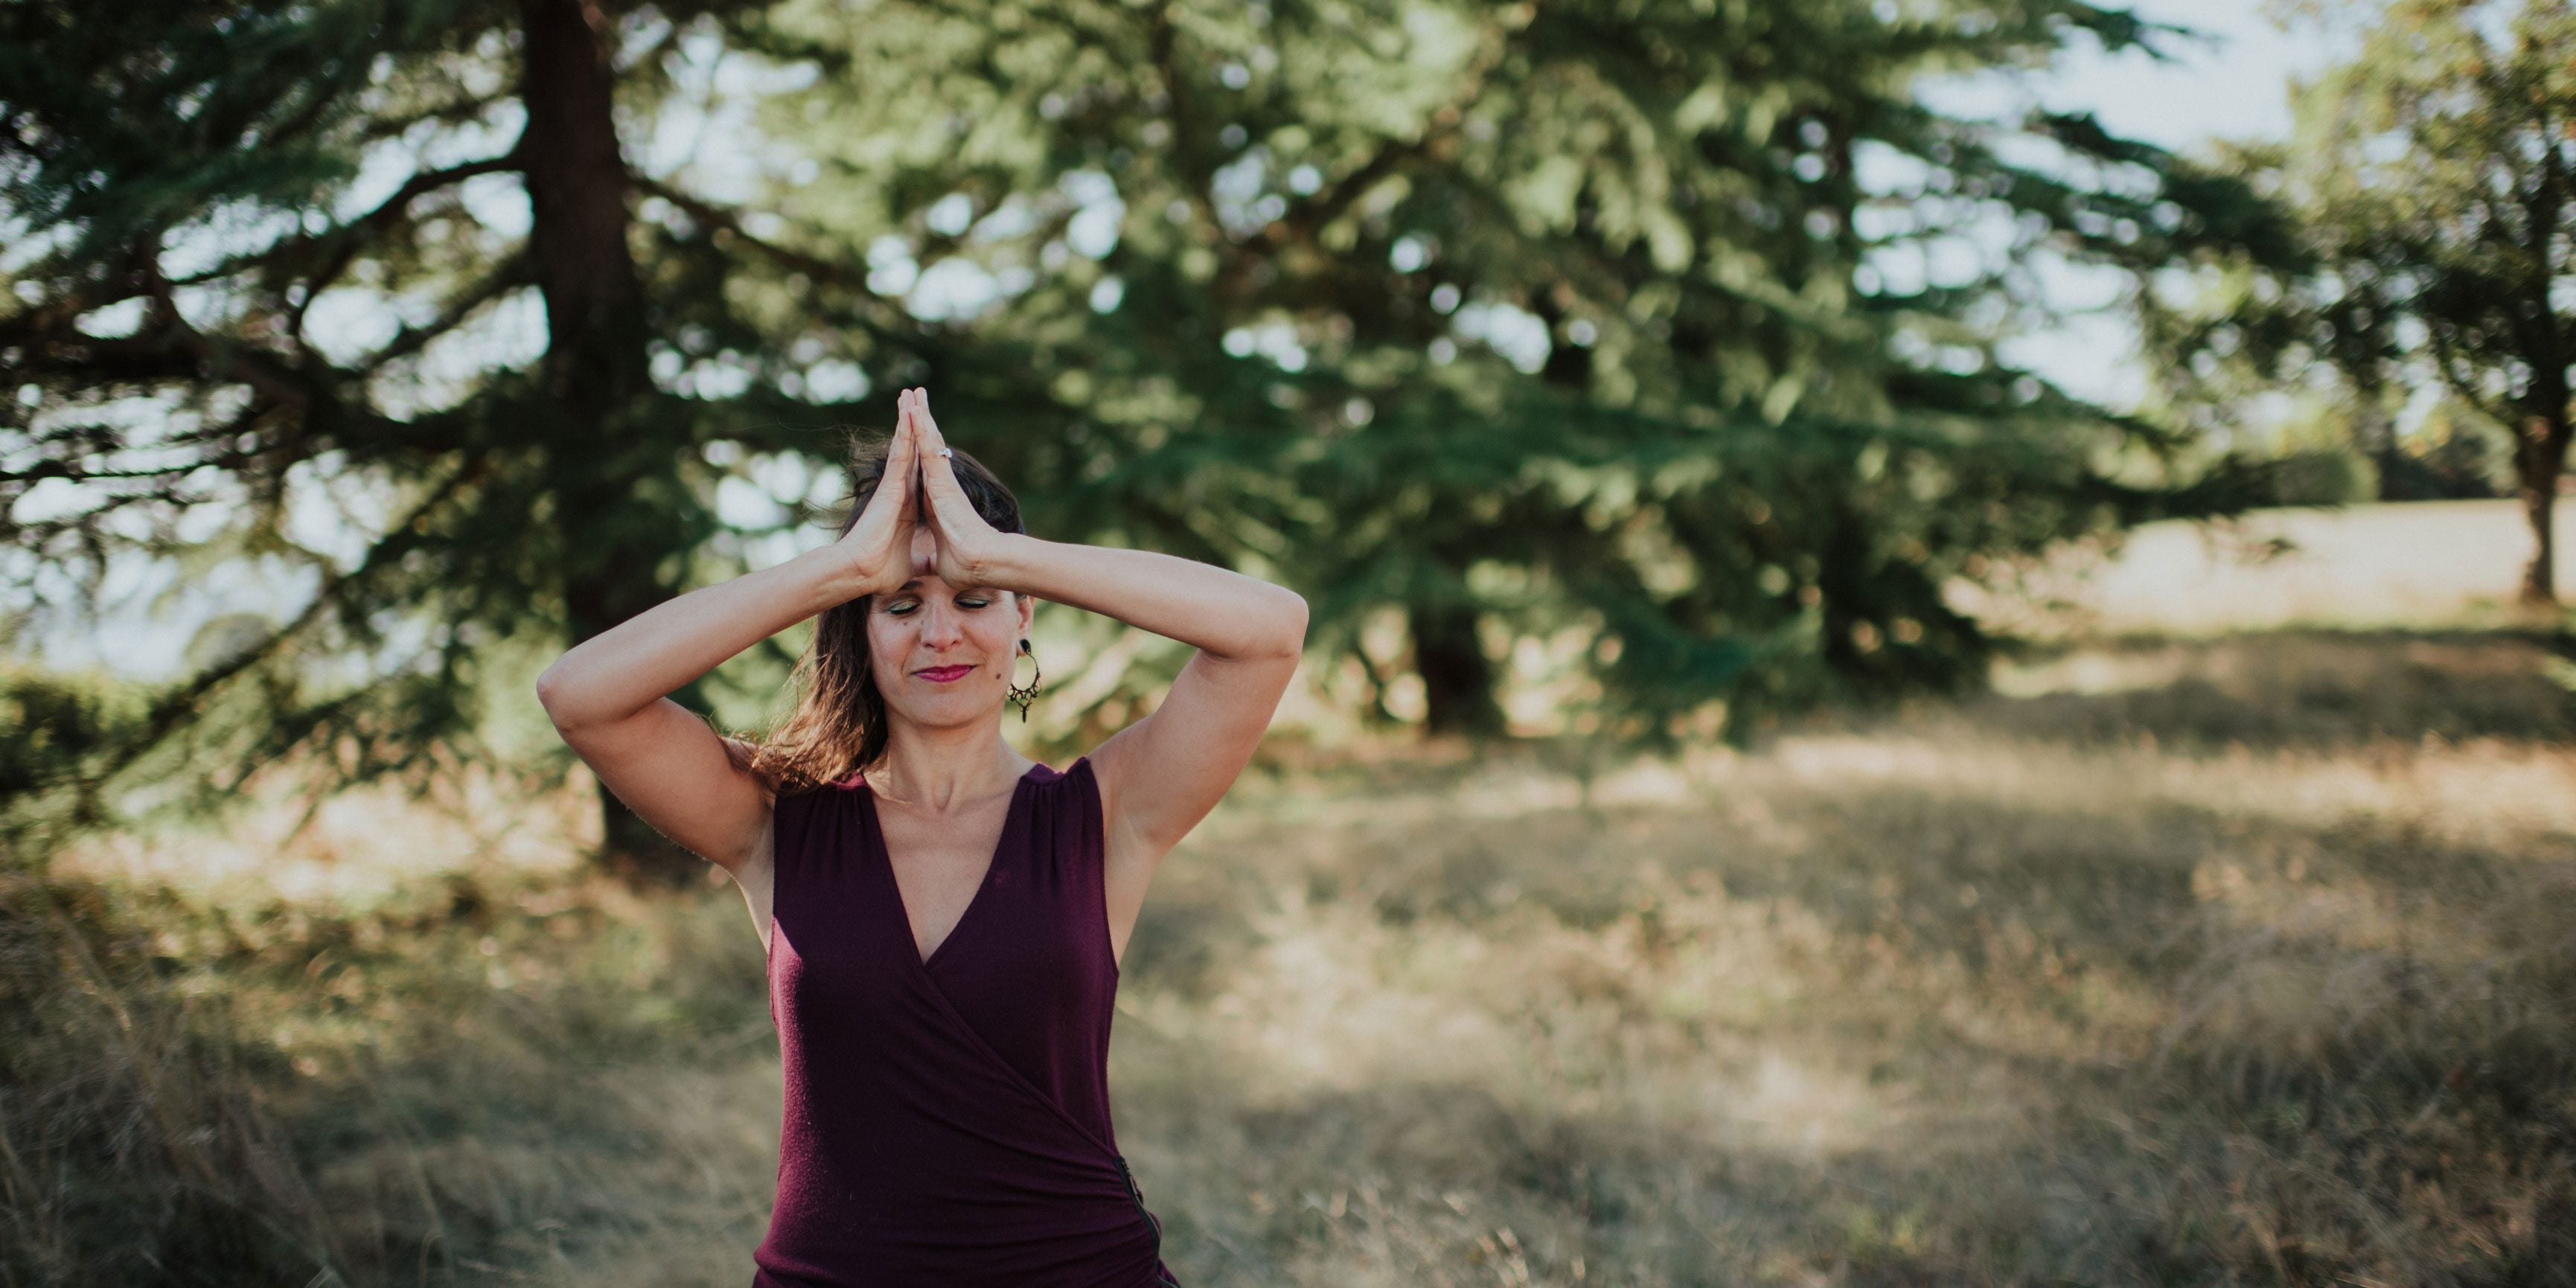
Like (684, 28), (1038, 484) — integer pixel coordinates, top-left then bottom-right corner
(1024, 754), (1093, 784)
(1030, 754), (1098, 805)
(1029, 755), (1107, 839)
(767, 778), (857, 848)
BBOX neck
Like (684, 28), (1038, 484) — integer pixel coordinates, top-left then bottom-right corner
(869, 725), (1030, 810)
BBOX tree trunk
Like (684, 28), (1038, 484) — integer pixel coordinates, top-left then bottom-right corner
(1409, 596), (1505, 738)
(2353, 395), (2403, 502)
(2516, 412), (2572, 607)
(520, 0), (697, 885)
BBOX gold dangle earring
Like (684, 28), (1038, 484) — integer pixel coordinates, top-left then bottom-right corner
(1006, 638), (1043, 722)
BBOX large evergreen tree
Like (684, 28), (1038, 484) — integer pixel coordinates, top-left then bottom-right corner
(3, 0), (2270, 877)
(735, 0), (2276, 738)
(0, 0), (897, 880)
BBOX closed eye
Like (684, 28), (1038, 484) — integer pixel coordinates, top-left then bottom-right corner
(885, 596), (994, 615)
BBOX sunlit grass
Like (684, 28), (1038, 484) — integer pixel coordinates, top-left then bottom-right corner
(19, 627), (2576, 1285)
(1947, 498), (2576, 640)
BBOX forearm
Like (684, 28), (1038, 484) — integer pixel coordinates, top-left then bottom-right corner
(535, 544), (865, 731)
(985, 534), (1307, 659)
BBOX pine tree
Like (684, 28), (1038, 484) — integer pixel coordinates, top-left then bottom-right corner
(0, 0), (822, 880)
(741, 0), (2278, 740)
(3, 0), (2277, 878)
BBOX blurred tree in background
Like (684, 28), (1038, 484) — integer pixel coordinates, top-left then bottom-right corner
(737, 0), (2284, 743)
(2139, 0), (2575, 604)
(3, 0), (2274, 881)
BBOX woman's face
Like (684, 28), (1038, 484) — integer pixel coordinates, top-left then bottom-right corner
(866, 529), (1035, 731)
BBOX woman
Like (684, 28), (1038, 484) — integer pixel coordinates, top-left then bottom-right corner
(534, 388), (1308, 1287)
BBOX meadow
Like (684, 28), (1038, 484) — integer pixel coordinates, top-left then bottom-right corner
(10, 505), (2576, 1286)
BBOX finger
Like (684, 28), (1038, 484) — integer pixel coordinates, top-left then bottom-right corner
(883, 395), (918, 519)
(916, 392), (956, 481)
(907, 391), (934, 517)
(915, 388), (944, 449)
(860, 415), (907, 522)
(905, 391), (930, 510)
(915, 397), (972, 516)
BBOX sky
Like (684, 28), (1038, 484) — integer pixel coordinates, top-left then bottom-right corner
(16, 1), (2333, 680)
(1963, 0), (2334, 408)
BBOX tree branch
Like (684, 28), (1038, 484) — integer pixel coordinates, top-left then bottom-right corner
(170, 148), (525, 289)
(354, 251), (538, 374)
(67, 456), (482, 813)
(0, 397), (282, 486)
(630, 175), (910, 333)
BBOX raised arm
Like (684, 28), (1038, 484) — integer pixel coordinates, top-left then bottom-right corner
(906, 394), (1308, 910)
(535, 417), (924, 879)
(534, 545), (863, 872)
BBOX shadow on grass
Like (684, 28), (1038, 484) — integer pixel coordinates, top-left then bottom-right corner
(1121, 767), (2576, 1284)
(16, 629), (2576, 1287)
(1109, 633), (2576, 1284)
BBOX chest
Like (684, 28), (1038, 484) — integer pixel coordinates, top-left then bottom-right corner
(872, 795), (1017, 964)
(766, 782), (1116, 1073)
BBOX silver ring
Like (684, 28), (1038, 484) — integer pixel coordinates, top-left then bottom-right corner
(937, 447), (953, 459)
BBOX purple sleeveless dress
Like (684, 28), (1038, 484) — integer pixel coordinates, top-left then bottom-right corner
(752, 756), (1181, 1287)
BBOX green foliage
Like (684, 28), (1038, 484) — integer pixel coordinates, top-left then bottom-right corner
(731, 0), (2281, 740)
(2141, 0), (2576, 597)
(2259, 447), (2376, 507)
(2, 0), (2280, 863)
(0, 664), (153, 871)
(2394, 396), (2513, 499)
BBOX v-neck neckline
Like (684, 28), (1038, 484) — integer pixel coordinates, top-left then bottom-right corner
(860, 762), (1045, 972)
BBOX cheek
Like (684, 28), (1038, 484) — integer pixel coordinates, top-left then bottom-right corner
(864, 616), (911, 670)
(971, 613), (1018, 653)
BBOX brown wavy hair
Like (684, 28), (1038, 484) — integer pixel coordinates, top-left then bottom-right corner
(726, 429), (1027, 798)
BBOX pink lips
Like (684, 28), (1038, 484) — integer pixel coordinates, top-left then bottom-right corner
(915, 664), (974, 683)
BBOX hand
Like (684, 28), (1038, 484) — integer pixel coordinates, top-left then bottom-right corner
(904, 388), (1014, 587)
(828, 394), (924, 600)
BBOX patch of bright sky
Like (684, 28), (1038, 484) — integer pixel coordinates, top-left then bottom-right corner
(1956, 0), (2340, 410)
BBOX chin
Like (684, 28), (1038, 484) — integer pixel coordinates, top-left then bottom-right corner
(889, 689), (997, 724)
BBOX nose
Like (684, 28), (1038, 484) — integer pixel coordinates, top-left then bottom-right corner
(916, 594), (968, 651)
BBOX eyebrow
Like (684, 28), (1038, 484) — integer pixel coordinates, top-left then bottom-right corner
(893, 580), (988, 592)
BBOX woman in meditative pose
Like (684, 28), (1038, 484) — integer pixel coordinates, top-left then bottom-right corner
(534, 388), (1307, 1287)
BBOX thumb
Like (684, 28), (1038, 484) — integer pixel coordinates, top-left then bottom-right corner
(916, 417), (977, 522)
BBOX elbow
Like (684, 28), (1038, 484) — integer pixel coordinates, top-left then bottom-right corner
(533, 662), (581, 733)
(1271, 589), (1311, 658)
(1218, 589), (1307, 662)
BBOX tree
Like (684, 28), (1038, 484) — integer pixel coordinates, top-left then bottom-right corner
(4, 0), (2278, 880)
(2144, 0), (2576, 605)
(0, 0), (880, 881)
(744, 0), (2280, 740)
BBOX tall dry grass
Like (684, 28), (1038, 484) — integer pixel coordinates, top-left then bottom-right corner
(15, 627), (2576, 1286)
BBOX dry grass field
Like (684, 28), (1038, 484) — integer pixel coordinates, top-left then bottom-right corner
(1949, 498), (2575, 639)
(11, 504), (2576, 1286)
(17, 626), (2574, 1287)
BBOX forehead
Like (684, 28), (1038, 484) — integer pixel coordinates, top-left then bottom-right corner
(892, 576), (1004, 593)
